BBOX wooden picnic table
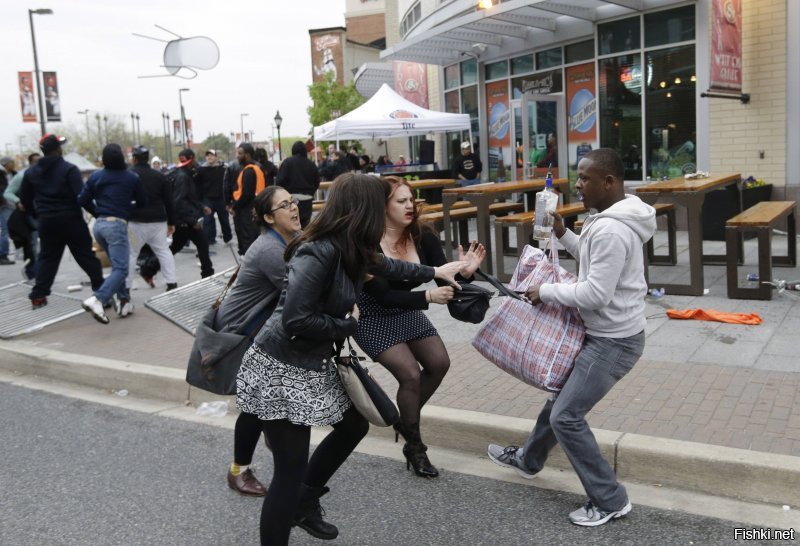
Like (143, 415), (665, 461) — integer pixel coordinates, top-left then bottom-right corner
(441, 178), (570, 274)
(318, 177), (456, 193)
(635, 172), (742, 295)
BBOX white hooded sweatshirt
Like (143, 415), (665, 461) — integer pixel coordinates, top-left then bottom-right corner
(539, 194), (656, 338)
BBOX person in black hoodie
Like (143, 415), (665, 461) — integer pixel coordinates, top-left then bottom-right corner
(170, 149), (214, 278)
(127, 146), (178, 291)
(231, 143), (263, 255)
(198, 149), (232, 246)
(78, 144), (147, 324)
(18, 134), (104, 309)
(276, 141), (321, 228)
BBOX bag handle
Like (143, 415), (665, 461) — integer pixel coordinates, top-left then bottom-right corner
(473, 268), (527, 302)
(542, 231), (562, 283)
(212, 266), (241, 310)
(335, 337), (367, 362)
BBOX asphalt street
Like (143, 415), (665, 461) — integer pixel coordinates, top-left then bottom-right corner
(0, 382), (789, 546)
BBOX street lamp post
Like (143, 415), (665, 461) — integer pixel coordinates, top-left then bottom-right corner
(240, 113), (249, 144)
(94, 113), (102, 147)
(162, 112), (170, 164)
(77, 109), (90, 144)
(28, 8), (53, 136)
(273, 110), (283, 161)
(135, 114), (141, 143)
(103, 115), (108, 143)
(130, 112), (136, 146)
(178, 88), (190, 146)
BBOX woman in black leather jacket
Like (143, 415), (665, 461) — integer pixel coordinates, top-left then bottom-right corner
(235, 173), (464, 545)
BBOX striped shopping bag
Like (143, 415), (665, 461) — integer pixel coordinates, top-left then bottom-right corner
(471, 237), (584, 392)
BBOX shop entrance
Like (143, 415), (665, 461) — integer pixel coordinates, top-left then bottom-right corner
(517, 93), (566, 180)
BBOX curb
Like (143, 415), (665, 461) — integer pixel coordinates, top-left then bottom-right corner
(1, 341), (798, 508)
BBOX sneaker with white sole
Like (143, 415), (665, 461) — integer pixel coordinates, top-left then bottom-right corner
(569, 500), (632, 527)
(486, 444), (537, 479)
(82, 296), (110, 324)
(113, 296), (134, 317)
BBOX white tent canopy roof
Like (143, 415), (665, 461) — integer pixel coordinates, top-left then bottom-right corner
(313, 84), (470, 141)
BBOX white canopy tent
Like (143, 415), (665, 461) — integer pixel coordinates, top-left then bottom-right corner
(313, 84), (471, 143)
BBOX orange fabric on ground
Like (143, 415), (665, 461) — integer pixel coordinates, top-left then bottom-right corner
(666, 308), (763, 325)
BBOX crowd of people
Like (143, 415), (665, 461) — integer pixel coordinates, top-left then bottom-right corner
(2, 135), (655, 543)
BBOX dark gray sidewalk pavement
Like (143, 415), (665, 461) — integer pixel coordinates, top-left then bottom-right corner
(1, 227), (799, 460)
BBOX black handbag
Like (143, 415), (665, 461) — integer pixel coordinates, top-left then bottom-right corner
(335, 339), (399, 427)
(447, 269), (528, 324)
(186, 267), (266, 396)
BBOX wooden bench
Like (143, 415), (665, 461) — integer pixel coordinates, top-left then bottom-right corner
(313, 198), (426, 213)
(725, 201), (797, 300)
(419, 202), (524, 249)
(418, 201), (472, 214)
(492, 202), (587, 282)
(645, 203), (678, 266)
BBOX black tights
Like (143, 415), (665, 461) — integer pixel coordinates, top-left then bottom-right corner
(259, 407), (369, 546)
(376, 335), (450, 430)
(233, 411), (268, 465)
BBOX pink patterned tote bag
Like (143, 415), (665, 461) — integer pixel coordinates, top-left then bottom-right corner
(471, 236), (585, 392)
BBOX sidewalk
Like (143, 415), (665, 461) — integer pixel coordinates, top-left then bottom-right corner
(1, 227), (799, 505)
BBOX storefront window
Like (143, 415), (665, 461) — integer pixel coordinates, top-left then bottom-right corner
(536, 47), (562, 70)
(444, 65), (460, 90)
(461, 86), (478, 118)
(645, 45), (696, 178)
(461, 58), (477, 85)
(445, 90), (460, 113)
(485, 60), (509, 81)
(645, 5), (695, 47)
(565, 39), (594, 64)
(598, 17), (640, 55)
(598, 54), (642, 180)
(511, 54), (534, 75)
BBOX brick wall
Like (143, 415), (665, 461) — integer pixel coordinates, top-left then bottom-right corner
(346, 13), (386, 45)
(709, 0), (787, 187)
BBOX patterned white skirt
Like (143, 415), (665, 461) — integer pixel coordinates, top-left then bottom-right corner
(236, 343), (352, 427)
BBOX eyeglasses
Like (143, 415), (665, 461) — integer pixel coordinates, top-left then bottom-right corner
(270, 197), (300, 213)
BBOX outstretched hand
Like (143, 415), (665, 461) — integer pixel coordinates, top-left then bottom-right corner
(433, 261), (467, 289)
(458, 241), (486, 277)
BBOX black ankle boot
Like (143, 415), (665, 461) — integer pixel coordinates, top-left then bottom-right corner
(402, 423), (438, 478)
(292, 484), (339, 540)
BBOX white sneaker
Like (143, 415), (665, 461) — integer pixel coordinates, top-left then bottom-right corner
(82, 296), (109, 324)
(569, 500), (632, 527)
(113, 296), (134, 317)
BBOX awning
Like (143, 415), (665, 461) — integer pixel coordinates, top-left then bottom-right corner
(354, 62), (394, 99)
(381, 0), (692, 66)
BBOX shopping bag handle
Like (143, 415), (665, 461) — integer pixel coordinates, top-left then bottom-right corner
(473, 269), (527, 302)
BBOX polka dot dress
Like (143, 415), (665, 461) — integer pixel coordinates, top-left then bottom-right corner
(353, 290), (438, 359)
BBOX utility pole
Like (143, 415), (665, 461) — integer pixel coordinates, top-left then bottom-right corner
(28, 8), (53, 136)
(178, 88), (190, 146)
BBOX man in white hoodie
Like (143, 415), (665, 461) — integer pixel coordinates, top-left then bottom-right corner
(487, 148), (656, 527)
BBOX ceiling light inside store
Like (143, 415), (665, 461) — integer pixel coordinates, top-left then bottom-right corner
(690, 75), (697, 82)
(674, 77), (682, 84)
(666, 92), (672, 98)
(659, 81), (666, 88)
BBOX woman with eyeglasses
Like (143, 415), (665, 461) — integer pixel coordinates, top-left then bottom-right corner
(213, 187), (301, 498)
(236, 173), (465, 545)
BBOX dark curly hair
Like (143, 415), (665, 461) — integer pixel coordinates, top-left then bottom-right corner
(253, 186), (285, 229)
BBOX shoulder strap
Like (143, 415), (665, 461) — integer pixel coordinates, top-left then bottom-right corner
(212, 266), (241, 309)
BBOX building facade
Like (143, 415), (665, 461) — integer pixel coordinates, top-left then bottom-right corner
(373, 0), (798, 202)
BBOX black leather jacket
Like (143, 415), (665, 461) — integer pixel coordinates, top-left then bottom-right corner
(254, 238), (435, 371)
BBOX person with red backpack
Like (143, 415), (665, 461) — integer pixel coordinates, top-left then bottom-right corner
(231, 143), (264, 255)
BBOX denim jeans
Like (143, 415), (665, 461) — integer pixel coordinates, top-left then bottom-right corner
(0, 205), (13, 256)
(202, 197), (232, 244)
(520, 331), (645, 512)
(457, 178), (483, 187)
(93, 218), (131, 304)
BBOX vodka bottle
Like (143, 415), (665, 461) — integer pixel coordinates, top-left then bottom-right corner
(533, 168), (558, 240)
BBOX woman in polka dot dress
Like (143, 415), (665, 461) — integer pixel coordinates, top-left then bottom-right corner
(354, 177), (485, 478)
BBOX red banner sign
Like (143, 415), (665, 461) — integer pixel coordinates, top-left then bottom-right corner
(486, 81), (510, 149)
(710, 0), (742, 92)
(393, 61), (429, 108)
(43, 71), (61, 122)
(18, 71), (37, 123)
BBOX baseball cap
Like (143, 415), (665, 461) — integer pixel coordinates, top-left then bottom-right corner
(460, 142), (471, 149)
(0, 156), (13, 166)
(205, 149), (217, 156)
(39, 133), (67, 153)
(132, 145), (150, 157)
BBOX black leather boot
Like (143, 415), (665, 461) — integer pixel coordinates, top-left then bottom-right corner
(402, 423), (439, 478)
(292, 484), (339, 540)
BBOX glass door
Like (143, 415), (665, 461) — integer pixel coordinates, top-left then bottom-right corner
(521, 93), (566, 180)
